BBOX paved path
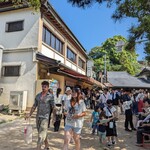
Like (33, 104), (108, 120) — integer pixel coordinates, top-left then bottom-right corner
(0, 110), (146, 150)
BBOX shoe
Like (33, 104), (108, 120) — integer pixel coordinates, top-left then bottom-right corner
(80, 135), (83, 139)
(70, 138), (74, 144)
(132, 128), (136, 131)
(125, 128), (132, 132)
(135, 144), (143, 147)
(44, 147), (50, 150)
(112, 141), (116, 145)
(107, 142), (112, 146)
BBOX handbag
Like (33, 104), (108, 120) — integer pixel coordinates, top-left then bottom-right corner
(109, 121), (114, 128)
(24, 119), (33, 144)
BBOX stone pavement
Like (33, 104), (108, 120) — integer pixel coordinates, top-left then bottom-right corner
(0, 110), (146, 150)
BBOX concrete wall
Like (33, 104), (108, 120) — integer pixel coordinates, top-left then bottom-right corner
(0, 50), (37, 107)
(0, 8), (40, 108)
(0, 8), (40, 49)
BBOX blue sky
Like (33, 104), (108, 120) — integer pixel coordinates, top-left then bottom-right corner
(50, 0), (146, 60)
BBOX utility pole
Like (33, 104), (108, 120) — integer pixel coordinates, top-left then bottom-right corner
(104, 53), (107, 83)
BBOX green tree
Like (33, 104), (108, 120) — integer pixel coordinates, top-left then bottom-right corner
(68, 0), (150, 62)
(0, 0), (41, 10)
(88, 35), (140, 75)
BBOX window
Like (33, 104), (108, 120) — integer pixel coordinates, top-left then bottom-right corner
(45, 28), (51, 46)
(67, 48), (76, 63)
(42, 26), (63, 54)
(4, 66), (20, 77)
(78, 57), (85, 69)
(6, 20), (24, 32)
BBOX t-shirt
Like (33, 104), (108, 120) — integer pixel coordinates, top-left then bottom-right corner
(33, 92), (54, 119)
(65, 100), (86, 128)
(54, 94), (63, 104)
(92, 111), (99, 125)
(97, 120), (106, 132)
(123, 100), (132, 111)
(62, 94), (72, 109)
(104, 106), (116, 117)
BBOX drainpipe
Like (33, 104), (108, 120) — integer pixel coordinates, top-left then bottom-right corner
(0, 45), (4, 78)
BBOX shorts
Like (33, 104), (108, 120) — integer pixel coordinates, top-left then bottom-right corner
(99, 131), (106, 140)
(36, 118), (48, 144)
(65, 125), (82, 134)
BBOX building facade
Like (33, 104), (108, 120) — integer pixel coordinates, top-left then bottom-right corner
(0, 1), (102, 110)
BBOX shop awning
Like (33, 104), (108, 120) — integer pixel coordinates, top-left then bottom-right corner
(36, 52), (59, 66)
(36, 52), (104, 88)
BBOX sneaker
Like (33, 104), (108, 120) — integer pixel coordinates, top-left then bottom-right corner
(132, 128), (136, 131)
(107, 142), (112, 146)
(125, 128), (132, 132)
(112, 141), (116, 145)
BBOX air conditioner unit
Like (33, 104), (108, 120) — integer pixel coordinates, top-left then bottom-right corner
(9, 91), (27, 112)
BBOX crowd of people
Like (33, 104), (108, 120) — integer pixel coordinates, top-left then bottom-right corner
(25, 81), (150, 150)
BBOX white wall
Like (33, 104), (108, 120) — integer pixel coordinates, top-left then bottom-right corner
(0, 8), (40, 49)
(0, 50), (37, 107)
(0, 8), (41, 108)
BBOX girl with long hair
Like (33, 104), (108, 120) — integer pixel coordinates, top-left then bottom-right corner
(63, 88), (86, 150)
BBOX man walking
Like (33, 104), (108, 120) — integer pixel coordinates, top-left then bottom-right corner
(122, 89), (136, 131)
(26, 81), (54, 150)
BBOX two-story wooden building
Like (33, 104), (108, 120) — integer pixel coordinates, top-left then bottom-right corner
(0, 1), (103, 110)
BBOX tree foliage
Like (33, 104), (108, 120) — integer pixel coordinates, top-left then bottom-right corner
(0, 0), (41, 10)
(68, 0), (150, 62)
(88, 35), (140, 75)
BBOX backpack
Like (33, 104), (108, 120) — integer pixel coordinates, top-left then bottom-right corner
(55, 104), (62, 115)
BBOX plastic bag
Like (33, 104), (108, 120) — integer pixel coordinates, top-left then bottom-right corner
(24, 124), (33, 144)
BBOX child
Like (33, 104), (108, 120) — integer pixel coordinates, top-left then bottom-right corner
(90, 106), (100, 134)
(97, 111), (109, 145)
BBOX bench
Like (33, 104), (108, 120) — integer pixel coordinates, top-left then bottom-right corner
(142, 133), (150, 148)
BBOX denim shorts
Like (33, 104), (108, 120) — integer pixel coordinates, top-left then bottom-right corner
(65, 125), (82, 134)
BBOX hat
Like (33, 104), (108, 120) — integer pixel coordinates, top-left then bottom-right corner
(99, 90), (103, 93)
(66, 87), (71, 92)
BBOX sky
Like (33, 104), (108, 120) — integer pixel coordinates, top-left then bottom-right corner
(50, 0), (146, 60)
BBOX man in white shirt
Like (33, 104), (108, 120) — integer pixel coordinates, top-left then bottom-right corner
(99, 89), (111, 108)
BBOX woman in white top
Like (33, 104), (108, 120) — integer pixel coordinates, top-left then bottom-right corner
(62, 87), (72, 126)
(63, 88), (86, 150)
(104, 99), (117, 146)
(52, 88), (63, 132)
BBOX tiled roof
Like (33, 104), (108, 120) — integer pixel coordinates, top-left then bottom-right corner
(107, 71), (150, 88)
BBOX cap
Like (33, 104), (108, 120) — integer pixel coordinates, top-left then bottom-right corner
(66, 87), (71, 92)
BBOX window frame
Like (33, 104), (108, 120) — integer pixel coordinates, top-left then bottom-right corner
(78, 57), (85, 69)
(42, 26), (63, 54)
(5, 20), (24, 32)
(3, 66), (21, 77)
(67, 47), (76, 63)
